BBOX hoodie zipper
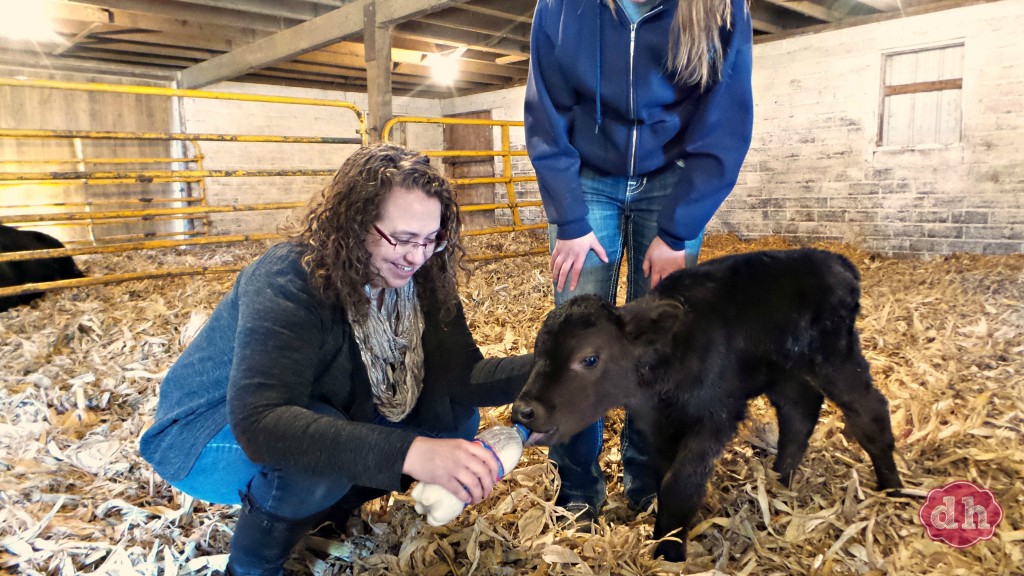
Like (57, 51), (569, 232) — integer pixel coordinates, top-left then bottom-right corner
(620, 1), (664, 176)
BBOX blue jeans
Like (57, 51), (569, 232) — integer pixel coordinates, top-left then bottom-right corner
(547, 163), (704, 512)
(171, 402), (480, 519)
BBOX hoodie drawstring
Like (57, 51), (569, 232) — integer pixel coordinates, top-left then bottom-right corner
(595, 0), (602, 134)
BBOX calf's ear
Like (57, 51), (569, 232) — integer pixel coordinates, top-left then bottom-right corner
(620, 300), (685, 340)
(619, 300), (685, 372)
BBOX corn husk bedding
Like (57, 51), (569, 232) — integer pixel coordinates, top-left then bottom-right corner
(1, 233), (1021, 576)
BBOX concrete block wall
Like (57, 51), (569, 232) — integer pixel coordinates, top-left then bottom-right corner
(446, 1), (1023, 257)
(508, 143), (546, 227)
(182, 81), (443, 235)
(719, 0), (1024, 256)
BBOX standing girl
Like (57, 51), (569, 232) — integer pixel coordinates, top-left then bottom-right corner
(524, 0), (754, 523)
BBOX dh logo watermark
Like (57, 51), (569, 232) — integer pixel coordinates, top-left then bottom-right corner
(919, 480), (1003, 548)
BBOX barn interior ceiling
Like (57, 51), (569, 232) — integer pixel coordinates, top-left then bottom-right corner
(0, 0), (965, 98)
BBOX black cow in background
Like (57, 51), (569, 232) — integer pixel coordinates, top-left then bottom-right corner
(1, 224), (85, 312)
(513, 248), (903, 562)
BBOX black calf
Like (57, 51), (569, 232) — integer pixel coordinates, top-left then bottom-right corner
(0, 225), (84, 311)
(513, 248), (903, 562)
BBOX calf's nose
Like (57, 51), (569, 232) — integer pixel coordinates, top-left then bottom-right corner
(512, 402), (536, 425)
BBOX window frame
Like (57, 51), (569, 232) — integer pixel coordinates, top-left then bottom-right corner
(876, 41), (966, 149)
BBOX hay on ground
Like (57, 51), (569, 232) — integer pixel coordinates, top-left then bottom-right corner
(1, 232), (1021, 575)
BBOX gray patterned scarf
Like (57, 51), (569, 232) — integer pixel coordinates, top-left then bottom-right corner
(348, 281), (425, 422)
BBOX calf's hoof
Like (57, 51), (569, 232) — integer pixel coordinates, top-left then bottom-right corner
(880, 481), (907, 499)
(773, 468), (796, 489)
(877, 471), (904, 493)
(653, 539), (686, 562)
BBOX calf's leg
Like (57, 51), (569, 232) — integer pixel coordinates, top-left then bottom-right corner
(816, 354), (903, 491)
(653, 424), (735, 562)
(766, 375), (825, 487)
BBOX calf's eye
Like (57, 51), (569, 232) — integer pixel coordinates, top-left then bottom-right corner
(581, 355), (599, 368)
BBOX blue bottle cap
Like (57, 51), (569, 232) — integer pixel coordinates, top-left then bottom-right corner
(513, 423), (530, 444)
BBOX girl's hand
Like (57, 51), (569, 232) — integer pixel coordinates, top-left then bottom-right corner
(643, 236), (688, 289)
(402, 437), (500, 504)
(551, 232), (608, 293)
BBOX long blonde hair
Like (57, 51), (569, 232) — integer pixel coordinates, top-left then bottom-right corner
(609, 0), (735, 90)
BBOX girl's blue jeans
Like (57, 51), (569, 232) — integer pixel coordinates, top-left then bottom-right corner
(547, 163), (704, 513)
(170, 402), (480, 519)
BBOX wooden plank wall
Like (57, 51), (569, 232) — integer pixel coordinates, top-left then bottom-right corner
(0, 69), (175, 243)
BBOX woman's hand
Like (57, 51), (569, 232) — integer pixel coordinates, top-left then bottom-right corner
(643, 235), (688, 289)
(551, 232), (608, 293)
(402, 437), (501, 504)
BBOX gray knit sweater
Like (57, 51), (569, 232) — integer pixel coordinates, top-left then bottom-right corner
(139, 242), (533, 491)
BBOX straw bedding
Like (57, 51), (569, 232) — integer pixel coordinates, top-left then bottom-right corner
(1, 232), (1020, 575)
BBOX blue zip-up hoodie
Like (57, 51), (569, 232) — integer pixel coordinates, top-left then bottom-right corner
(525, 0), (754, 248)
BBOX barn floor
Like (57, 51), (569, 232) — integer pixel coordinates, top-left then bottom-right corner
(0, 233), (1021, 576)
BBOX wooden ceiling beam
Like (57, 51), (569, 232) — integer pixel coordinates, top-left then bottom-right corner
(850, 0), (899, 11)
(754, 0), (995, 43)
(236, 73), (370, 94)
(61, 42), (497, 92)
(177, 0), (473, 89)
(748, 1), (822, 33)
(53, 20), (238, 53)
(53, 22), (107, 56)
(170, 0), (332, 21)
(395, 21), (530, 58)
(288, 51), (497, 89)
(51, 17), (526, 86)
(69, 0), (300, 32)
(455, 0), (535, 24)
(67, 21), (524, 80)
(59, 1), (269, 44)
(321, 41), (528, 79)
(759, 0), (838, 22)
(68, 39), (218, 61)
(19, 0), (955, 97)
(356, 33), (523, 63)
(300, 0), (348, 8)
(417, 11), (532, 43)
(391, 61), (511, 85)
(63, 48), (194, 68)
(249, 64), (493, 95)
(0, 48), (174, 79)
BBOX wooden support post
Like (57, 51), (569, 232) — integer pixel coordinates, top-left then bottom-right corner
(365, 2), (393, 144)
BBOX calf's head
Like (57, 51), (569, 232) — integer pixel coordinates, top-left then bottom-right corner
(512, 294), (683, 445)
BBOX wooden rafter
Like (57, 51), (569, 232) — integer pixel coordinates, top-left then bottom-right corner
(0, 0), (975, 96)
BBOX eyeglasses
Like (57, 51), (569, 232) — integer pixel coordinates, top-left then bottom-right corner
(372, 225), (448, 255)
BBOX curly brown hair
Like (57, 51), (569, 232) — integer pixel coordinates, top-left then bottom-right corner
(291, 143), (463, 322)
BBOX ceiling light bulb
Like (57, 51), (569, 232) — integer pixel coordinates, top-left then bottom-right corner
(426, 53), (459, 85)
